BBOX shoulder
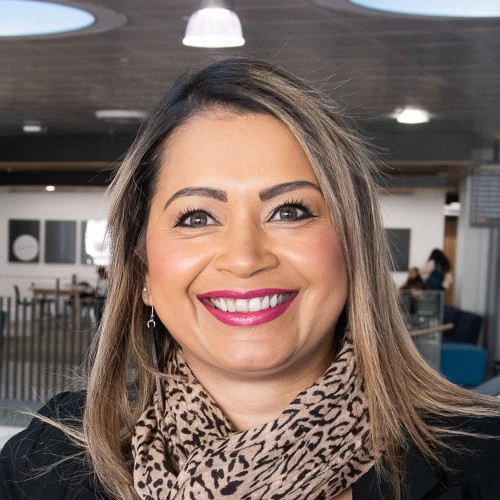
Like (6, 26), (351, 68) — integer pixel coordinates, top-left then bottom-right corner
(354, 415), (500, 499)
(441, 414), (500, 472)
(414, 415), (500, 498)
(435, 413), (500, 449)
(0, 391), (103, 499)
(38, 389), (87, 421)
(412, 415), (500, 499)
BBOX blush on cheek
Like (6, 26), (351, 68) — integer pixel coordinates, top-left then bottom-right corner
(289, 230), (346, 280)
(146, 239), (210, 290)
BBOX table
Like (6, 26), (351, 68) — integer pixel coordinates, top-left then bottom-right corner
(30, 283), (93, 331)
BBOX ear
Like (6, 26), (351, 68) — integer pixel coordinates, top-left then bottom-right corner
(142, 275), (153, 306)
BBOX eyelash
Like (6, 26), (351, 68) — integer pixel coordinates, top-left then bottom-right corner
(173, 198), (316, 227)
(266, 198), (315, 222)
(174, 205), (217, 227)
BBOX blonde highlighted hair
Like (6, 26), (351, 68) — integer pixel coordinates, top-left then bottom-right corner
(82, 57), (500, 499)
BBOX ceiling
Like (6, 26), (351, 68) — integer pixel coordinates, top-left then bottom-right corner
(2, 0), (500, 189)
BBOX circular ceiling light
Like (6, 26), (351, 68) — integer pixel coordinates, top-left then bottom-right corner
(0, 1), (126, 39)
(349, 0), (500, 18)
(0, 1), (94, 36)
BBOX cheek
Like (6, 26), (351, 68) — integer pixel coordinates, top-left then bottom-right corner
(319, 233), (347, 284)
(146, 236), (211, 295)
(287, 228), (347, 292)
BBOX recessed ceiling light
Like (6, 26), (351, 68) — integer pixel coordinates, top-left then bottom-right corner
(23, 121), (45, 133)
(393, 106), (431, 124)
(95, 109), (149, 124)
(349, 0), (500, 18)
(0, 1), (94, 37)
(45, 185), (56, 192)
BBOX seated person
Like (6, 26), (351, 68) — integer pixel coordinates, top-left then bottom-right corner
(400, 267), (426, 290)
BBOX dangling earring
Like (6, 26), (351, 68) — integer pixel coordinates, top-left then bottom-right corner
(147, 306), (164, 412)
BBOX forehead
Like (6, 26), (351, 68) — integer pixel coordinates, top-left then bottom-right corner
(156, 111), (318, 192)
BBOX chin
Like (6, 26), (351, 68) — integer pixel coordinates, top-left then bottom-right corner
(213, 345), (295, 377)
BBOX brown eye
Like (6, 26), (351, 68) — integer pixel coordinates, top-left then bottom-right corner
(279, 206), (299, 221)
(175, 210), (217, 227)
(189, 212), (208, 226)
(269, 203), (314, 222)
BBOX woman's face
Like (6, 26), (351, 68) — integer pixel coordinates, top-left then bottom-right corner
(145, 111), (348, 383)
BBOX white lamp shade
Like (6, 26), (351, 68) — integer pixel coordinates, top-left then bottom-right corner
(183, 7), (244, 48)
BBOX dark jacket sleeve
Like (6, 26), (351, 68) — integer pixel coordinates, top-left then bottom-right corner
(0, 391), (103, 499)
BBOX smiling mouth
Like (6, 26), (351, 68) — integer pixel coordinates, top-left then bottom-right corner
(201, 292), (295, 313)
(196, 289), (298, 326)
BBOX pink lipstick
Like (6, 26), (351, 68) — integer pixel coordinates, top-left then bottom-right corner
(197, 289), (298, 327)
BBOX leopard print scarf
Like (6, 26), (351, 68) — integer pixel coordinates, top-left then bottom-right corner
(132, 339), (375, 499)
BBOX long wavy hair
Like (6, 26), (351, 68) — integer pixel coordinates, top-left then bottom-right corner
(83, 57), (500, 499)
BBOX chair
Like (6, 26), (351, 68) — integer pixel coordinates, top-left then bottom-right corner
(440, 343), (487, 387)
(65, 282), (96, 324)
(443, 305), (482, 344)
(16, 284), (54, 317)
(13, 285), (32, 307)
(440, 306), (487, 387)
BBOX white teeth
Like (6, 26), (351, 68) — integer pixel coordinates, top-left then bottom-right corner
(248, 298), (262, 312)
(270, 294), (278, 307)
(235, 299), (248, 312)
(208, 293), (293, 313)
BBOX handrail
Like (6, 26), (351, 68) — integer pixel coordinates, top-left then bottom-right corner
(409, 322), (454, 337)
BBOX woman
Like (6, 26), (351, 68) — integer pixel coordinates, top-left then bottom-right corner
(420, 248), (453, 291)
(400, 267), (426, 291)
(1, 58), (500, 499)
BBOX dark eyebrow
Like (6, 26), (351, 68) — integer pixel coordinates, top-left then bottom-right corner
(163, 187), (227, 210)
(258, 181), (322, 201)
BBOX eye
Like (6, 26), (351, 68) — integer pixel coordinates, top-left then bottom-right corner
(175, 209), (218, 227)
(268, 202), (315, 222)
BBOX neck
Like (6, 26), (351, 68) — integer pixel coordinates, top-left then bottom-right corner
(184, 357), (331, 431)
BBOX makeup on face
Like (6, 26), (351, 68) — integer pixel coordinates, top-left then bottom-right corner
(197, 289), (298, 327)
(145, 111), (348, 380)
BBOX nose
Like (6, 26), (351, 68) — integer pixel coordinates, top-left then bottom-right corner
(213, 222), (279, 278)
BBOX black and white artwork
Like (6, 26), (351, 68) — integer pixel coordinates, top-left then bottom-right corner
(9, 219), (40, 263)
(81, 219), (110, 266)
(386, 228), (411, 272)
(44, 220), (76, 264)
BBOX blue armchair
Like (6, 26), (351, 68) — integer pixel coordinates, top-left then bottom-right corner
(440, 306), (487, 387)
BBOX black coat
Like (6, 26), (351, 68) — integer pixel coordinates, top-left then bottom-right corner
(1, 391), (500, 499)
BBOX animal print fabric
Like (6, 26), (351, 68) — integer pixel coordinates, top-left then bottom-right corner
(131, 339), (375, 499)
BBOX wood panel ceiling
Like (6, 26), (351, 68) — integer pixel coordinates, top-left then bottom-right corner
(1, 0), (500, 187)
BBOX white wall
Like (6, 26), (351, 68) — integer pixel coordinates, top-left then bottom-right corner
(0, 188), (447, 298)
(378, 189), (446, 285)
(0, 190), (109, 298)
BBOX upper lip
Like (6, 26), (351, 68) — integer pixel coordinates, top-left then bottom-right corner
(197, 288), (297, 300)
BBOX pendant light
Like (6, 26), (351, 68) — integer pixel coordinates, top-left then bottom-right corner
(183, 0), (244, 48)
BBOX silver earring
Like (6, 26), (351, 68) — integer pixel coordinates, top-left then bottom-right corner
(147, 306), (164, 412)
